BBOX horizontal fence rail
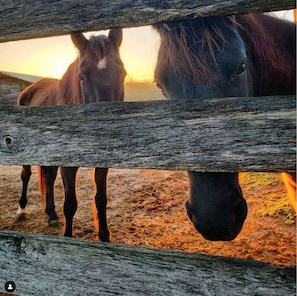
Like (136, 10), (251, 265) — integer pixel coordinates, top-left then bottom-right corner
(0, 231), (295, 296)
(0, 0), (295, 42)
(0, 95), (295, 172)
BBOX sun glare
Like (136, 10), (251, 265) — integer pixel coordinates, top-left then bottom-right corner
(37, 49), (76, 79)
(0, 26), (160, 82)
(19, 50), (76, 79)
(123, 55), (156, 83)
(22, 37), (77, 79)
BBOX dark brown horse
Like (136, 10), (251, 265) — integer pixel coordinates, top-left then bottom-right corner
(17, 30), (126, 242)
(154, 14), (296, 241)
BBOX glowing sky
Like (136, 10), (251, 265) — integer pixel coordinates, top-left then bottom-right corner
(0, 26), (160, 82)
(0, 10), (293, 82)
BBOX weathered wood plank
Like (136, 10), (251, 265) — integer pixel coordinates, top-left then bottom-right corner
(0, 231), (295, 296)
(0, 95), (295, 171)
(0, 0), (294, 43)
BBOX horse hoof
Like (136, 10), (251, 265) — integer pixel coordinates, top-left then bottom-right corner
(48, 219), (60, 227)
(100, 237), (110, 243)
(98, 231), (110, 242)
(15, 207), (28, 221)
(64, 232), (73, 238)
(15, 213), (27, 221)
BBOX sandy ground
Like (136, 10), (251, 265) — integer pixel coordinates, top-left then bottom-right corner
(0, 165), (295, 266)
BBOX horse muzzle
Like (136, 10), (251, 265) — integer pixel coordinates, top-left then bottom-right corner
(185, 198), (248, 241)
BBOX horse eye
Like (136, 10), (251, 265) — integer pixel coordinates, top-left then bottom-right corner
(235, 62), (246, 76)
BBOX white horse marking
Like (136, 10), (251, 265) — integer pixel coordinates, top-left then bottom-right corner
(97, 57), (107, 70)
(16, 206), (27, 216)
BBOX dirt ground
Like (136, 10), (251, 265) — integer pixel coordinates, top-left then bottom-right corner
(0, 165), (295, 267)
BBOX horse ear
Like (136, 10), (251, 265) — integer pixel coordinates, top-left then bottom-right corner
(152, 23), (171, 35)
(108, 29), (123, 48)
(71, 33), (89, 52)
(152, 23), (162, 33)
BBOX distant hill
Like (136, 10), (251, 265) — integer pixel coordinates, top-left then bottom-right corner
(1, 71), (166, 103)
(124, 80), (165, 102)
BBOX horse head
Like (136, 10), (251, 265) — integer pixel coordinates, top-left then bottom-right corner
(70, 30), (126, 103)
(154, 16), (250, 241)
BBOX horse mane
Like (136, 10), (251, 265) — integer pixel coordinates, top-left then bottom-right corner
(154, 14), (296, 94)
(56, 59), (82, 105)
(236, 14), (296, 95)
(154, 16), (238, 84)
(85, 34), (110, 60)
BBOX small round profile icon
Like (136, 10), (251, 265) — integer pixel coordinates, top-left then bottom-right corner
(4, 281), (16, 293)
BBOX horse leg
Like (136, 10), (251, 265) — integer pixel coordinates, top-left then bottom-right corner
(16, 165), (32, 219)
(61, 167), (79, 237)
(94, 168), (110, 242)
(282, 172), (296, 212)
(41, 166), (59, 225)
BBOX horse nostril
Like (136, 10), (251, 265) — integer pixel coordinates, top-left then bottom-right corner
(185, 201), (193, 221)
(233, 197), (248, 223)
(187, 210), (193, 221)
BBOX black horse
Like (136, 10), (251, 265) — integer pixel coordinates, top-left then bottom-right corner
(154, 14), (296, 241)
(17, 30), (126, 242)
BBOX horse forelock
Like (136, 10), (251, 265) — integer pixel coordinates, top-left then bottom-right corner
(155, 16), (238, 83)
(86, 35), (112, 61)
(155, 14), (295, 94)
(80, 34), (124, 73)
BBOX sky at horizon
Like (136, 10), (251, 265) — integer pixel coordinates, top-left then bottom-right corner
(0, 10), (294, 82)
(0, 26), (160, 83)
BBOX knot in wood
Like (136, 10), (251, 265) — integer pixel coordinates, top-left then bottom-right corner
(3, 136), (13, 146)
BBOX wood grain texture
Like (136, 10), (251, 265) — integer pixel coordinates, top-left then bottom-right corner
(0, 0), (294, 42)
(0, 95), (295, 172)
(0, 231), (295, 296)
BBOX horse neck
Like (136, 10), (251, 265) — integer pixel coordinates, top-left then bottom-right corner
(56, 59), (83, 105)
(237, 14), (296, 96)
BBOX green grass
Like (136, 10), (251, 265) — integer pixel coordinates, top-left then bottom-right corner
(257, 192), (296, 226)
(244, 172), (278, 189)
(241, 172), (296, 226)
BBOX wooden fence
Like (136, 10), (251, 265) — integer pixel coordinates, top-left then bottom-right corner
(0, 0), (296, 172)
(0, 95), (295, 171)
(0, 0), (295, 295)
(0, 231), (295, 296)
